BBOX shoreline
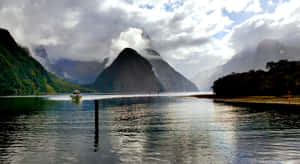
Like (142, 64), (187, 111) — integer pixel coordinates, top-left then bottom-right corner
(188, 94), (300, 107)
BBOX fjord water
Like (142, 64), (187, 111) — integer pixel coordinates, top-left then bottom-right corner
(0, 97), (300, 163)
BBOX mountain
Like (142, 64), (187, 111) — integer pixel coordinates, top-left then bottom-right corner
(138, 31), (198, 92)
(33, 46), (108, 84)
(145, 49), (198, 92)
(0, 28), (88, 95)
(91, 48), (164, 93)
(193, 39), (300, 91)
(34, 45), (51, 70)
(0, 28), (18, 51)
(34, 31), (198, 92)
(192, 67), (220, 91)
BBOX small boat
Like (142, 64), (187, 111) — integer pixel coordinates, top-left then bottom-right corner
(70, 89), (82, 102)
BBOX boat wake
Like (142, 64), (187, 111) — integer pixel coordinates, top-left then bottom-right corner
(0, 92), (212, 101)
(47, 92), (212, 101)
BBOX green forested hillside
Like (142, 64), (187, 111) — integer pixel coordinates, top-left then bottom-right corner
(0, 28), (90, 95)
(212, 60), (300, 96)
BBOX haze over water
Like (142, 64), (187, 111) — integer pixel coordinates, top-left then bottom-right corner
(0, 96), (300, 163)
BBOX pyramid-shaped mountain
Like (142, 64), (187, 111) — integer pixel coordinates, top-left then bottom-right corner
(91, 48), (164, 93)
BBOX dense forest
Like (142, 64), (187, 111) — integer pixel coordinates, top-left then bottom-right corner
(212, 60), (300, 96)
(0, 28), (90, 95)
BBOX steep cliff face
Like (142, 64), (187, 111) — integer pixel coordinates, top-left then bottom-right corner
(0, 28), (86, 95)
(92, 48), (164, 93)
(145, 49), (198, 92)
(0, 28), (18, 51)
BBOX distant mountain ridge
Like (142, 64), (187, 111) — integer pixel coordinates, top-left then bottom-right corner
(193, 39), (300, 91)
(33, 46), (108, 84)
(0, 28), (87, 95)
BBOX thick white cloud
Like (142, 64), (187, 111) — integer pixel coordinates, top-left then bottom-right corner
(108, 27), (153, 64)
(0, 0), (299, 79)
(226, 0), (300, 53)
(111, 28), (150, 54)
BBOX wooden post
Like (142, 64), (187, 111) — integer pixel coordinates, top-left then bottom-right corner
(288, 91), (291, 105)
(94, 100), (99, 152)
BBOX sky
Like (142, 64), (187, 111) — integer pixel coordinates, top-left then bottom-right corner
(0, 0), (299, 78)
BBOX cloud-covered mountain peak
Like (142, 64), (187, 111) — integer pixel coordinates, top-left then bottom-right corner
(193, 38), (300, 91)
(256, 39), (283, 55)
(144, 48), (161, 57)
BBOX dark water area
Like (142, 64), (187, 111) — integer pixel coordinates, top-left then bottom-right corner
(0, 97), (300, 163)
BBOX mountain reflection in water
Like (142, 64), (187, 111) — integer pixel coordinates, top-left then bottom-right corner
(0, 97), (300, 163)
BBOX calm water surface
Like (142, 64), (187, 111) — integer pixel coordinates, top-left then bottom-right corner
(0, 97), (300, 163)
